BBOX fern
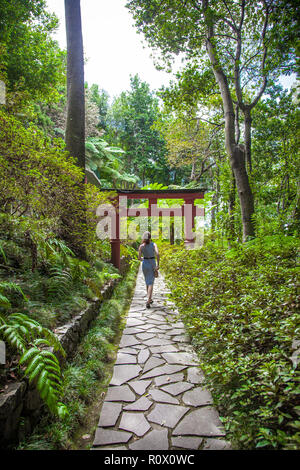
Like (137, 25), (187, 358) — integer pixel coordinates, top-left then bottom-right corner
(48, 266), (72, 298)
(0, 241), (7, 264)
(0, 281), (28, 303)
(0, 313), (68, 417)
(68, 257), (90, 282)
(0, 293), (11, 308)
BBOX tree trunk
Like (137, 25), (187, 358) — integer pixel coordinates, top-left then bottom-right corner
(211, 166), (219, 233)
(228, 171), (236, 244)
(204, 1), (255, 241)
(230, 147), (255, 239)
(65, 0), (85, 172)
(244, 107), (252, 174)
(64, 0), (87, 259)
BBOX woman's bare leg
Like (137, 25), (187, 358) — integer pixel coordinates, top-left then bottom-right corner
(147, 284), (153, 302)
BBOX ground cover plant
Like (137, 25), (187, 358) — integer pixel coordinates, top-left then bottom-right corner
(158, 236), (299, 449)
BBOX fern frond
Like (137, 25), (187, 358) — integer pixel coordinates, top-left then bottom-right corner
(0, 282), (28, 301)
(1, 312), (68, 418)
(0, 293), (11, 307)
(33, 338), (52, 348)
(0, 324), (26, 352)
(0, 242), (7, 264)
(20, 347), (40, 366)
(25, 361), (44, 382)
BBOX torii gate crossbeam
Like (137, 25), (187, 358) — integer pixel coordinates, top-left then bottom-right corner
(100, 189), (205, 269)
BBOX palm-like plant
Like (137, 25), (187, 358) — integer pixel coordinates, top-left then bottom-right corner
(85, 137), (138, 188)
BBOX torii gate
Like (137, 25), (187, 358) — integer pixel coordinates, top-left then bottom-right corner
(99, 189), (205, 269)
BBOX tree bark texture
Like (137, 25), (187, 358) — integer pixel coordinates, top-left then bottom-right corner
(65, 0), (85, 172)
(203, 0), (255, 240)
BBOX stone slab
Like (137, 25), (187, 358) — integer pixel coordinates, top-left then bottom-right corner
(143, 357), (166, 373)
(140, 364), (187, 380)
(203, 438), (231, 450)
(149, 389), (179, 405)
(129, 429), (169, 450)
(119, 336), (140, 348)
(118, 348), (138, 355)
(182, 387), (213, 407)
(172, 322), (185, 328)
(161, 382), (194, 396)
(173, 408), (226, 437)
(137, 348), (150, 364)
(187, 367), (205, 384)
(147, 404), (188, 428)
(154, 373), (184, 387)
(167, 329), (186, 336)
(110, 364), (142, 386)
(142, 338), (173, 347)
(156, 324), (172, 330)
(115, 353), (137, 365)
(149, 345), (178, 354)
(172, 436), (203, 450)
(125, 318), (144, 327)
(136, 333), (156, 340)
(93, 429), (132, 446)
(172, 335), (190, 343)
(123, 396), (152, 411)
(119, 412), (151, 437)
(161, 352), (198, 366)
(105, 385), (135, 402)
(138, 324), (158, 331)
(128, 380), (151, 396)
(123, 327), (144, 335)
(98, 402), (122, 427)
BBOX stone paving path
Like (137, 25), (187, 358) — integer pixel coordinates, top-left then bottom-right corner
(92, 265), (231, 451)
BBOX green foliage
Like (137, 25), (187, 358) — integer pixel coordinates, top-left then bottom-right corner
(18, 262), (139, 450)
(106, 74), (174, 185)
(0, 0), (66, 107)
(0, 281), (27, 308)
(0, 312), (68, 417)
(0, 214), (121, 420)
(85, 137), (138, 188)
(0, 110), (116, 256)
(159, 236), (299, 449)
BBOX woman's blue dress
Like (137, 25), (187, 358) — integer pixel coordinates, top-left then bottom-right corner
(141, 242), (156, 286)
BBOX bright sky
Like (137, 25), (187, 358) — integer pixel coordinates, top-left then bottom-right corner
(46, 0), (295, 100)
(46, 0), (178, 99)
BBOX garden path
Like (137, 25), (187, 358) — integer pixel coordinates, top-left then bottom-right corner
(92, 265), (231, 451)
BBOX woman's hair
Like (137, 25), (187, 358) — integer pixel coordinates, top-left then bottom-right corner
(142, 231), (151, 244)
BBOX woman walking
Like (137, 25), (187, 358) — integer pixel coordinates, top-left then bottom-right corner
(138, 231), (159, 308)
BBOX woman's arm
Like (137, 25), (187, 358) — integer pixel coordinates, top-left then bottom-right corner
(138, 244), (143, 261)
(154, 243), (160, 268)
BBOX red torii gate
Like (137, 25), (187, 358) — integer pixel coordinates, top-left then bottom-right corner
(100, 189), (205, 269)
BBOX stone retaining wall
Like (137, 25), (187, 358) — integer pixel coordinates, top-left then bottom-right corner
(0, 260), (128, 448)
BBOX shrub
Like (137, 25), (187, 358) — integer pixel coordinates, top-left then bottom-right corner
(159, 236), (299, 449)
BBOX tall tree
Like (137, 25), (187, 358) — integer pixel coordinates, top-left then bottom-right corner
(64, 0), (85, 172)
(126, 0), (297, 240)
(107, 75), (171, 185)
(64, 0), (86, 259)
(0, 0), (65, 107)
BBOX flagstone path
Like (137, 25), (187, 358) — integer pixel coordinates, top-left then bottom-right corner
(92, 265), (231, 451)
